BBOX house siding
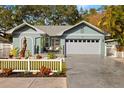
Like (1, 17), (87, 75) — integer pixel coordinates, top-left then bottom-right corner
(12, 26), (43, 55)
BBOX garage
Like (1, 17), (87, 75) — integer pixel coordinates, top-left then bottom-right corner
(66, 39), (101, 54)
(60, 21), (105, 56)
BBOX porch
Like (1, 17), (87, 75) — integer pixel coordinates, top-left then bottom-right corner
(42, 36), (61, 53)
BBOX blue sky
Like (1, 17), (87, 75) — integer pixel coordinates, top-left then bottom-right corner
(77, 5), (102, 10)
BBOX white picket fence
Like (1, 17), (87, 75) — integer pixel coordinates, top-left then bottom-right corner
(0, 58), (63, 72)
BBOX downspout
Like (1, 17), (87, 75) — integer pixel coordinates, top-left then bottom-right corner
(64, 39), (67, 58)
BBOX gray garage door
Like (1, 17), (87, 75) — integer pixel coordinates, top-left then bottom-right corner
(66, 39), (101, 54)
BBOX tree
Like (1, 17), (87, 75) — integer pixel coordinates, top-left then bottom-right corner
(0, 5), (82, 32)
(85, 13), (103, 27)
(89, 8), (97, 15)
(81, 7), (103, 27)
(49, 5), (81, 25)
(99, 5), (124, 47)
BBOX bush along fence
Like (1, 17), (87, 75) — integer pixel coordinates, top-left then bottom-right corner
(0, 58), (63, 72)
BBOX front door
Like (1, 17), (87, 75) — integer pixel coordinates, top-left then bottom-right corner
(35, 37), (41, 54)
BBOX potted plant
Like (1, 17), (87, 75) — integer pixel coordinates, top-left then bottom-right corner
(9, 54), (13, 59)
(9, 47), (19, 58)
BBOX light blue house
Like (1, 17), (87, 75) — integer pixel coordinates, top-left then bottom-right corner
(6, 21), (106, 56)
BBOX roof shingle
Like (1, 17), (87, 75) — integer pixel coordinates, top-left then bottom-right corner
(35, 25), (72, 36)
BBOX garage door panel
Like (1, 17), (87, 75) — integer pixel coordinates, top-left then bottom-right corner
(66, 39), (101, 54)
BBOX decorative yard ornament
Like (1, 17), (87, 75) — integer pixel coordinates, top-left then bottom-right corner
(23, 37), (27, 51)
(19, 37), (27, 58)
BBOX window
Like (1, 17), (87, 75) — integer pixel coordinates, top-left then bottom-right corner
(70, 40), (73, 42)
(79, 40), (82, 42)
(66, 40), (68, 42)
(87, 40), (90, 43)
(96, 40), (99, 42)
(56, 39), (59, 42)
(55, 43), (59, 45)
(74, 40), (77, 42)
(83, 40), (86, 42)
(91, 40), (95, 43)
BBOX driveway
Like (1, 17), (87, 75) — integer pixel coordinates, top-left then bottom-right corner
(66, 55), (124, 88)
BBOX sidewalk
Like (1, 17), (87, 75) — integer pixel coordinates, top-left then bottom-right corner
(0, 77), (67, 88)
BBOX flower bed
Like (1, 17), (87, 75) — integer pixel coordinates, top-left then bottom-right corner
(0, 72), (66, 77)
(0, 61), (66, 77)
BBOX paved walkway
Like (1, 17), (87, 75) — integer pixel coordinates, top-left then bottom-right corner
(66, 55), (124, 88)
(0, 77), (67, 88)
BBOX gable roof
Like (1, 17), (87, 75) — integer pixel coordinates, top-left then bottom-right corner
(35, 25), (72, 36)
(0, 36), (9, 43)
(6, 22), (46, 34)
(38, 21), (105, 36)
(58, 21), (105, 36)
(6, 21), (105, 36)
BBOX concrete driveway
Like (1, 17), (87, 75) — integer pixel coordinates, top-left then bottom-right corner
(66, 55), (124, 88)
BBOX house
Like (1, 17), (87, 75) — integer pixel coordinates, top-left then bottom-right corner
(0, 36), (11, 58)
(6, 21), (106, 56)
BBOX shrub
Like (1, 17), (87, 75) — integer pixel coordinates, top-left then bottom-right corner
(53, 71), (62, 77)
(2, 68), (13, 76)
(40, 66), (52, 76)
(36, 54), (42, 59)
(47, 52), (56, 59)
(25, 50), (32, 59)
(23, 71), (30, 77)
(9, 47), (19, 57)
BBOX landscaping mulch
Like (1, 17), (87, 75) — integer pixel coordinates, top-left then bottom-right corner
(0, 72), (66, 77)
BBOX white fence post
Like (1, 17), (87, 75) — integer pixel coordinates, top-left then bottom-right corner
(28, 58), (30, 71)
(60, 59), (62, 72)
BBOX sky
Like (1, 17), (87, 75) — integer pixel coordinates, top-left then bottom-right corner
(77, 5), (102, 10)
